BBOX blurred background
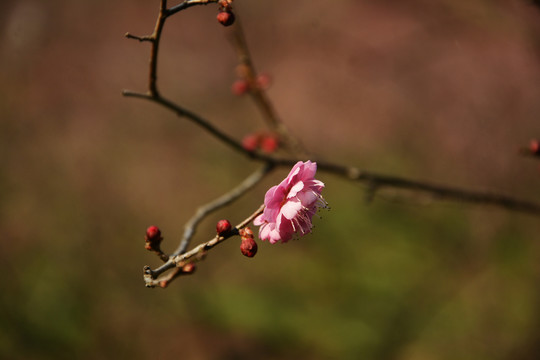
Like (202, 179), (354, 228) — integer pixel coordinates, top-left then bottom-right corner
(2, 0), (540, 359)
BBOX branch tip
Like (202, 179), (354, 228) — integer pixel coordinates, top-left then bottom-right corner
(125, 32), (153, 42)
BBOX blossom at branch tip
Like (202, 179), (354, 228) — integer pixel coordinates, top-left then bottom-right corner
(254, 161), (327, 244)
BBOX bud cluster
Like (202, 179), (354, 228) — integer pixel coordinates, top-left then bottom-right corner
(242, 132), (280, 153)
(231, 73), (272, 96)
(239, 227), (258, 258)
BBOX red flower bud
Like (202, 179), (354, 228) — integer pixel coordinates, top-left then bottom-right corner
(231, 79), (249, 96)
(146, 225), (161, 241)
(182, 263), (196, 274)
(240, 236), (258, 258)
(145, 225), (163, 251)
(261, 135), (279, 153)
(256, 73), (271, 90)
(530, 140), (540, 156)
(242, 133), (260, 152)
(217, 11), (235, 26)
(216, 219), (232, 236)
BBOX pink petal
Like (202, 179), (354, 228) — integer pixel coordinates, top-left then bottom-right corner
(280, 199), (302, 219)
(253, 214), (265, 226)
(259, 223), (272, 240)
(287, 181), (304, 198)
(288, 161), (304, 177)
(284, 162), (303, 186)
(306, 179), (324, 189)
(268, 227), (282, 244)
(297, 190), (317, 206)
(277, 219), (294, 242)
(264, 185), (281, 208)
(299, 161), (317, 181)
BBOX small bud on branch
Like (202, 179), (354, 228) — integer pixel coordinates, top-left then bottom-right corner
(240, 227), (257, 257)
(145, 225), (163, 251)
(216, 219), (233, 236)
(144, 225), (168, 262)
(182, 263), (196, 274)
(529, 139), (540, 156)
(217, 11), (235, 26)
(260, 134), (279, 153)
(231, 79), (249, 96)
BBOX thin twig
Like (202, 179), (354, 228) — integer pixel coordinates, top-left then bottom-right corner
(230, 20), (278, 129)
(167, 0), (218, 17)
(123, 90), (247, 154)
(124, 33), (152, 42)
(144, 204), (265, 287)
(230, 20), (307, 157)
(123, 88), (540, 216)
(274, 158), (540, 215)
(172, 162), (274, 256)
(147, 0), (168, 96)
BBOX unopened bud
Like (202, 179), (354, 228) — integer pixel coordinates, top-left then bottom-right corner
(261, 134), (279, 153)
(242, 133), (259, 152)
(216, 219), (232, 236)
(145, 225), (163, 251)
(256, 73), (271, 90)
(217, 11), (235, 26)
(231, 79), (249, 96)
(530, 140), (540, 155)
(182, 263), (196, 274)
(240, 236), (258, 258)
(146, 225), (161, 241)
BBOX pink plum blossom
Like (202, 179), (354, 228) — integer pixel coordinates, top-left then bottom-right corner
(254, 161), (327, 244)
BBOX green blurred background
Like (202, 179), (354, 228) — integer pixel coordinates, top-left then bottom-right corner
(2, 0), (540, 359)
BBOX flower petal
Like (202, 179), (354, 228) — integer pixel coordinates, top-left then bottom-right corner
(297, 189), (317, 206)
(280, 199), (302, 219)
(299, 161), (317, 181)
(264, 185), (282, 208)
(253, 214), (265, 226)
(287, 180), (304, 198)
(259, 223), (272, 241)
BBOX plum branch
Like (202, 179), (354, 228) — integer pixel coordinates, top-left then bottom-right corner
(172, 163), (274, 257)
(123, 0), (540, 288)
(143, 204), (264, 288)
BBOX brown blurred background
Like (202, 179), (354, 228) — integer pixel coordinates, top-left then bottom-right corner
(2, 0), (540, 359)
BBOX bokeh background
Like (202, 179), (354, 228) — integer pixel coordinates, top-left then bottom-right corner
(2, 0), (540, 359)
